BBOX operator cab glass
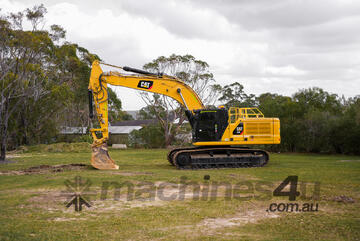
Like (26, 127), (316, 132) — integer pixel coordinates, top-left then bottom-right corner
(191, 108), (228, 142)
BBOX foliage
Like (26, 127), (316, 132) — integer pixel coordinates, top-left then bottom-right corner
(129, 124), (166, 148)
(141, 54), (221, 147)
(74, 134), (93, 144)
(218, 82), (256, 108)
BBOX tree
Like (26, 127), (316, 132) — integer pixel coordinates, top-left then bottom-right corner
(218, 82), (256, 108)
(293, 87), (342, 115)
(0, 6), (126, 160)
(0, 5), (55, 160)
(141, 54), (220, 147)
(330, 96), (360, 154)
(138, 98), (167, 120)
(129, 124), (165, 148)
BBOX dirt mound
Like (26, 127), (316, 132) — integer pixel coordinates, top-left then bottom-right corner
(0, 163), (89, 175)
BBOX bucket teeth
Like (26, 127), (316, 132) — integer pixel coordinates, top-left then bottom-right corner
(91, 143), (119, 170)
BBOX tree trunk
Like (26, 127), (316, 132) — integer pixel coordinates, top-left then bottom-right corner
(21, 113), (28, 145)
(164, 133), (173, 147)
(0, 141), (6, 161)
(0, 123), (7, 161)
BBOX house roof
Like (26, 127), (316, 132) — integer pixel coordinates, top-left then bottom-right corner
(109, 126), (142, 134)
(111, 119), (158, 126)
(60, 126), (142, 135)
(173, 118), (189, 124)
(60, 127), (87, 134)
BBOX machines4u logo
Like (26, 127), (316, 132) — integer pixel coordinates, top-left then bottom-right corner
(62, 176), (95, 212)
(137, 80), (153, 89)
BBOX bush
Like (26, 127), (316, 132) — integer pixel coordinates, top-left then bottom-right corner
(74, 134), (93, 144)
(129, 124), (165, 148)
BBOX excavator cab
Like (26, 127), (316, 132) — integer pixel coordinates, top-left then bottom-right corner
(190, 108), (228, 142)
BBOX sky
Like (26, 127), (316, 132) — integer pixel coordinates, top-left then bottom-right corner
(1, 0), (360, 110)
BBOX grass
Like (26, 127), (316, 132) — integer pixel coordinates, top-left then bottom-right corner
(0, 147), (359, 240)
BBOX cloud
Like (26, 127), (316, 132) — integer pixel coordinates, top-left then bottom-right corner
(1, 0), (360, 110)
(192, 0), (360, 29)
(117, 0), (237, 40)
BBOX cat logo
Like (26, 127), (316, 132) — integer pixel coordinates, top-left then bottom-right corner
(137, 80), (153, 89)
(232, 122), (244, 135)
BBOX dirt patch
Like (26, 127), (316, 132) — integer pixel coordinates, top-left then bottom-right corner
(0, 160), (16, 164)
(109, 171), (154, 176)
(331, 195), (355, 203)
(91, 182), (200, 212)
(338, 160), (360, 162)
(23, 181), (217, 213)
(6, 154), (47, 159)
(158, 208), (279, 235)
(22, 181), (273, 216)
(199, 210), (279, 230)
(0, 163), (89, 175)
(53, 217), (87, 221)
(24, 190), (66, 210)
(91, 199), (166, 212)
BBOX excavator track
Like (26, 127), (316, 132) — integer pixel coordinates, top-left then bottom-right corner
(168, 147), (269, 169)
(167, 147), (200, 166)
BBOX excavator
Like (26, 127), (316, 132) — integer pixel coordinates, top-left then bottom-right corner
(88, 60), (280, 170)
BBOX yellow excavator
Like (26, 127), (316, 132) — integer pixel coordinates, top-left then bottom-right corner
(88, 61), (280, 170)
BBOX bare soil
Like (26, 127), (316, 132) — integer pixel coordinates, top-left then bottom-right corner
(198, 209), (279, 230)
(331, 195), (355, 203)
(157, 207), (279, 236)
(338, 160), (360, 162)
(0, 163), (88, 175)
(108, 171), (154, 176)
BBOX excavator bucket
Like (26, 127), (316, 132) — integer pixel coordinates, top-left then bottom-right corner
(90, 143), (119, 170)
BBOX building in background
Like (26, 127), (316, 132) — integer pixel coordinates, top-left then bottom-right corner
(59, 119), (158, 145)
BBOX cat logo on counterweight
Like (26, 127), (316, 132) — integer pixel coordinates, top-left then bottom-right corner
(233, 122), (244, 135)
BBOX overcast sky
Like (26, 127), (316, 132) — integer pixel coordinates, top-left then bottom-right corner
(2, 0), (360, 110)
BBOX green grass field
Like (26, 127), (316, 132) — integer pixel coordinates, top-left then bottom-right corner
(0, 147), (359, 241)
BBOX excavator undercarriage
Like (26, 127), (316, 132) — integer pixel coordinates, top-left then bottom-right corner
(168, 147), (269, 169)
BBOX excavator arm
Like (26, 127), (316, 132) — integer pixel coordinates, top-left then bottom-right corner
(88, 60), (204, 169)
